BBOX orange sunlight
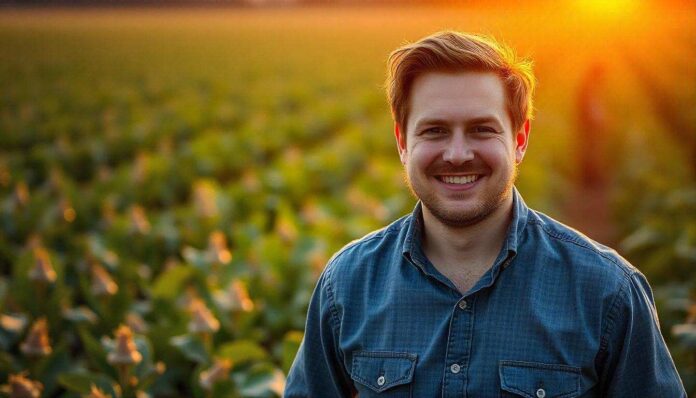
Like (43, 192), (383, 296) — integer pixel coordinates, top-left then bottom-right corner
(572, 0), (642, 19)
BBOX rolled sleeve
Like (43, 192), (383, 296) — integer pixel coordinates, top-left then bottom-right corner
(599, 271), (686, 397)
(284, 267), (354, 397)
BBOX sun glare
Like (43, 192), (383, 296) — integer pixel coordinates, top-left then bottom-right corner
(574, 0), (640, 18)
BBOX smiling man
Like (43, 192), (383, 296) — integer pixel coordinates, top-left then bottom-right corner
(285, 31), (685, 397)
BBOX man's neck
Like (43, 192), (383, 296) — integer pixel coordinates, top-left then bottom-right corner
(421, 195), (514, 276)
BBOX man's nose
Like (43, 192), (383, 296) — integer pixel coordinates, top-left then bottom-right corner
(442, 133), (474, 164)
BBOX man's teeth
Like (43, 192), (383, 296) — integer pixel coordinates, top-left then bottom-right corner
(441, 175), (479, 185)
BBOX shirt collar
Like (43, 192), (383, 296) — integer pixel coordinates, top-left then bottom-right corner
(402, 186), (529, 272)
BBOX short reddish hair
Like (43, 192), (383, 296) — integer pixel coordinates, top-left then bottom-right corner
(386, 31), (535, 133)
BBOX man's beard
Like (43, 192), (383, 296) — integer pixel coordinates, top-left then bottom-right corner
(405, 164), (517, 228)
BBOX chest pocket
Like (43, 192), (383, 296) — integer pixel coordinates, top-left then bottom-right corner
(351, 351), (417, 397)
(499, 361), (580, 398)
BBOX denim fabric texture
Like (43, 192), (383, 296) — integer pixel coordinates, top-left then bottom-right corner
(284, 188), (686, 397)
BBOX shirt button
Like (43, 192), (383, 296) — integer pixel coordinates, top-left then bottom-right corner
(536, 388), (546, 398)
(458, 300), (467, 310)
(377, 376), (385, 386)
(450, 364), (461, 374)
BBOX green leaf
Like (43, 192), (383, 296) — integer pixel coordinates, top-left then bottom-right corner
(57, 371), (118, 396)
(151, 264), (194, 300)
(281, 331), (303, 373)
(36, 344), (73, 394)
(170, 334), (209, 363)
(237, 364), (285, 398)
(134, 334), (154, 378)
(620, 225), (662, 253)
(0, 350), (19, 374)
(0, 313), (27, 350)
(216, 340), (268, 367)
(0, 276), (8, 308)
(673, 324), (696, 348)
(62, 306), (98, 324)
(182, 247), (211, 273)
(77, 326), (111, 375)
(210, 379), (237, 398)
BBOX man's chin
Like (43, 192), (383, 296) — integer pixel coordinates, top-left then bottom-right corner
(426, 203), (490, 228)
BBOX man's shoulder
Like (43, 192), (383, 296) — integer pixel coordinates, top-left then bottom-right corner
(330, 213), (410, 262)
(524, 208), (639, 281)
(321, 213), (411, 280)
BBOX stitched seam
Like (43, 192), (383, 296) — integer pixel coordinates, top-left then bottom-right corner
(558, 391), (579, 398)
(322, 263), (347, 382)
(504, 386), (534, 398)
(443, 302), (459, 391)
(600, 272), (631, 347)
(465, 297), (476, 398)
(352, 374), (410, 391)
(323, 264), (341, 337)
(598, 270), (632, 369)
(351, 353), (416, 391)
(499, 361), (580, 397)
(499, 374), (533, 398)
(526, 218), (633, 278)
(500, 360), (581, 373)
(328, 216), (407, 264)
(353, 351), (417, 360)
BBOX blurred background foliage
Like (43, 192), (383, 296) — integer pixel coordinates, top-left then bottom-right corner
(0, 2), (694, 397)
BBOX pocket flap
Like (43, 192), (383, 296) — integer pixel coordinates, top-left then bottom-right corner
(351, 351), (417, 393)
(499, 361), (580, 398)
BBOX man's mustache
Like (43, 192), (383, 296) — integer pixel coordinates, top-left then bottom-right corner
(425, 161), (489, 175)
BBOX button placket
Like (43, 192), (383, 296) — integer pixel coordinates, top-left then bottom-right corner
(443, 296), (474, 398)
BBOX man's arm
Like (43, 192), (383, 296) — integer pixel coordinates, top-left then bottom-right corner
(598, 271), (686, 397)
(284, 268), (355, 397)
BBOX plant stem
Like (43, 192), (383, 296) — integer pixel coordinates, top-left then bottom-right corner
(202, 332), (212, 355)
(118, 364), (131, 397)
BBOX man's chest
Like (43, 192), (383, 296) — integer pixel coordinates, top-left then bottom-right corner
(336, 268), (603, 397)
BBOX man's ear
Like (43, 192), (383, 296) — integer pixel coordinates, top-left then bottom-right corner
(515, 119), (531, 164)
(394, 123), (407, 164)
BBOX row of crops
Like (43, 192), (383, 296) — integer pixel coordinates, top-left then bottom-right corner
(0, 5), (695, 397)
(0, 9), (413, 397)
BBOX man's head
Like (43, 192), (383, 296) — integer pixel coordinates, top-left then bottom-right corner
(386, 32), (536, 228)
(386, 31), (535, 135)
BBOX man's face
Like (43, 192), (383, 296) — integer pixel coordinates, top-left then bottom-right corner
(395, 71), (529, 228)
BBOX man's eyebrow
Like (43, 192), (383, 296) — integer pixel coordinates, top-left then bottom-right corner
(414, 116), (504, 128)
(466, 116), (503, 126)
(414, 118), (449, 127)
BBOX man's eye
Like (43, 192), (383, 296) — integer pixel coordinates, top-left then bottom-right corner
(423, 127), (447, 135)
(472, 126), (499, 134)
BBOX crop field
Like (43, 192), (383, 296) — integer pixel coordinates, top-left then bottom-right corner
(0, 3), (695, 397)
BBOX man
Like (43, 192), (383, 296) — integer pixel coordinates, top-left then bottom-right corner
(285, 31), (685, 397)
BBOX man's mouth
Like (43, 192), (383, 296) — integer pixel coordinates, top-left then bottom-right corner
(437, 175), (480, 185)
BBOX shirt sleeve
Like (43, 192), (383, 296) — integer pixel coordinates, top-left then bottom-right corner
(284, 267), (355, 397)
(599, 271), (686, 397)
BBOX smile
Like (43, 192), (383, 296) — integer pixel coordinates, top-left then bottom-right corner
(438, 175), (480, 185)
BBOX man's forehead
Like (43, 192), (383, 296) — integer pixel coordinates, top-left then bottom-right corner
(407, 71), (509, 128)
(413, 114), (504, 127)
(410, 71), (505, 102)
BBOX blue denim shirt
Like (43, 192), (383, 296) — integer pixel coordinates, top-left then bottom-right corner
(285, 189), (685, 397)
